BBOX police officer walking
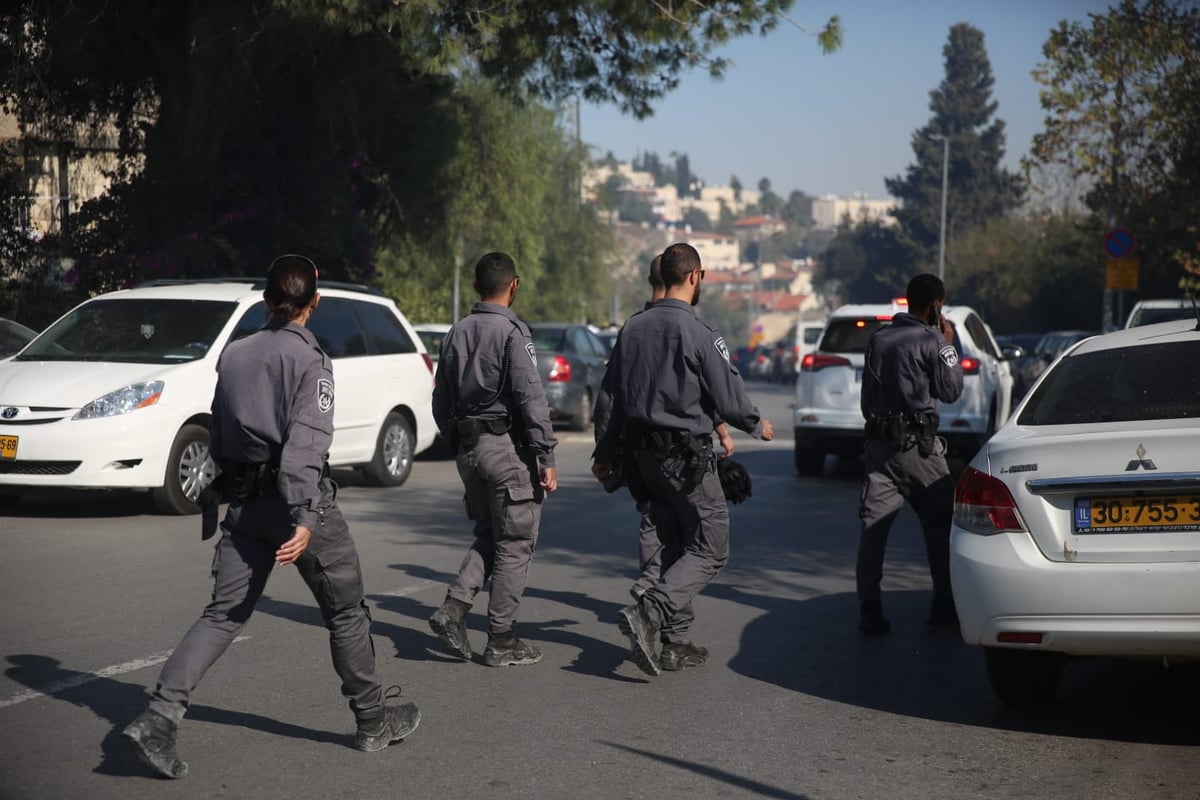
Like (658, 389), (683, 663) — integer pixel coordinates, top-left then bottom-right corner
(594, 255), (734, 603)
(593, 243), (773, 676)
(428, 252), (558, 667)
(121, 255), (419, 780)
(857, 273), (963, 635)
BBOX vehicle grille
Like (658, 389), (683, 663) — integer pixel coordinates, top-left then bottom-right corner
(0, 460), (81, 475)
(0, 418), (64, 425)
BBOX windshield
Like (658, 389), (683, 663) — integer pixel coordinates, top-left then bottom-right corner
(530, 327), (566, 352)
(417, 330), (447, 359)
(1018, 341), (1200, 425)
(16, 298), (237, 364)
(1128, 305), (1196, 327)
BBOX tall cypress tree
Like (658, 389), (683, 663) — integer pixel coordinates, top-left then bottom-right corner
(886, 23), (1023, 265)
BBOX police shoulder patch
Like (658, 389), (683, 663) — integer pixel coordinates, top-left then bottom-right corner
(317, 378), (335, 413)
(525, 342), (537, 367)
(939, 345), (959, 368)
(714, 336), (730, 362)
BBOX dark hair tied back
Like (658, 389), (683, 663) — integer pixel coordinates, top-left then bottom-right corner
(265, 254), (318, 320)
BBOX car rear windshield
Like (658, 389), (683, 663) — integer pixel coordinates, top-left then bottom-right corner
(531, 327), (566, 352)
(819, 318), (889, 353)
(1018, 340), (1200, 424)
(15, 298), (236, 363)
(1128, 306), (1195, 327)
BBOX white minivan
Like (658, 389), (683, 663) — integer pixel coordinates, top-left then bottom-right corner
(0, 279), (437, 513)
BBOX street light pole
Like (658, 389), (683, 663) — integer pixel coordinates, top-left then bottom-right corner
(928, 133), (949, 283)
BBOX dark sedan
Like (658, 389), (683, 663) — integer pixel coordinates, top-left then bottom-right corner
(528, 323), (608, 430)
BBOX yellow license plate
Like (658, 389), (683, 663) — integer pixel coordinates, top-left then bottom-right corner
(1074, 495), (1200, 533)
(0, 434), (16, 460)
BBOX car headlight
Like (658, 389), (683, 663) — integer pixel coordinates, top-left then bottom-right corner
(74, 381), (165, 419)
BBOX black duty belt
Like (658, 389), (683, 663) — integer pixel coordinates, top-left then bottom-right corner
(864, 411), (937, 443)
(455, 417), (512, 437)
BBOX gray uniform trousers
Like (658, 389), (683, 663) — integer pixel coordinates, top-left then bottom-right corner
(635, 451), (730, 644)
(448, 433), (544, 634)
(856, 436), (955, 605)
(633, 499), (663, 595)
(148, 495), (383, 724)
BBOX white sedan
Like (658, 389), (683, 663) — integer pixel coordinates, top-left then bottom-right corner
(950, 318), (1200, 707)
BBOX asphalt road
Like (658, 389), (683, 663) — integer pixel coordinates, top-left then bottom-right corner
(1, 384), (1197, 800)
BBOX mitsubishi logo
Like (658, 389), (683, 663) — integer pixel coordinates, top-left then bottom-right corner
(0, 407), (16, 420)
(1125, 443), (1157, 471)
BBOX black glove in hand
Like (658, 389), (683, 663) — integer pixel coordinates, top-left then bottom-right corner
(717, 458), (752, 504)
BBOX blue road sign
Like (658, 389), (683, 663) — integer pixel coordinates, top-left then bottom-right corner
(1104, 229), (1136, 258)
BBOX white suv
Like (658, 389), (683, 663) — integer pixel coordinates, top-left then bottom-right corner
(0, 279), (437, 513)
(793, 300), (1014, 475)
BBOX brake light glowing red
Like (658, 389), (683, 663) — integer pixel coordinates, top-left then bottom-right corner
(960, 356), (979, 374)
(954, 467), (1026, 534)
(801, 353), (852, 371)
(548, 355), (572, 382)
(421, 353), (434, 375)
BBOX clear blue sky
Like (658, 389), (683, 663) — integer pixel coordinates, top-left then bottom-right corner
(581, 0), (1111, 201)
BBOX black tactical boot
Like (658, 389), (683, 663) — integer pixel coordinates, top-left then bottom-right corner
(354, 687), (421, 752)
(429, 596), (473, 660)
(858, 601), (891, 636)
(617, 600), (661, 676)
(482, 628), (543, 667)
(928, 597), (960, 627)
(660, 642), (709, 671)
(122, 709), (188, 779)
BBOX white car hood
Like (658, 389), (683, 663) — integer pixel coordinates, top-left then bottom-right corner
(0, 360), (202, 408)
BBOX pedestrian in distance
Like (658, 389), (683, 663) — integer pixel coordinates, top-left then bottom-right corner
(122, 255), (419, 780)
(594, 254), (736, 603)
(857, 273), (964, 635)
(428, 251), (559, 667)
(593, 242), (774, 676)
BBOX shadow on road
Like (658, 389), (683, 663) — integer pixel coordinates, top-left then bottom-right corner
(598, 740), (813, 800)
(708, 583), (1200, 747)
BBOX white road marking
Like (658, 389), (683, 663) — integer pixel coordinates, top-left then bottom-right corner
(0, 636), (251, 710)
(0, 582), (438, 711)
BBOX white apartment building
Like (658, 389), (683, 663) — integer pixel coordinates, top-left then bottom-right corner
(811, 193), (896, 230)
(684, 230), (740, 271)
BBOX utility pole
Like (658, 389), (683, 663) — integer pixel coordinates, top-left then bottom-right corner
(928, 133), (949, 283)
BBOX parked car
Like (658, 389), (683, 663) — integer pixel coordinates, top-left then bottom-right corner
(994, 333), (1041, 362)
(1124, 297), (1197, 328)
(595, 329), (619, 358)
(746, 345), (775, 381)
(412, 323), (452, 371)
(950, 318), (1200, 707)
(775, 320), (827, 383)
(0, 318), (38, 359)
(1012, 330), (1097, 401)
(0, 279), (437, 513)
(793, 299), (1015, 475)
(527, 322), (608, 431)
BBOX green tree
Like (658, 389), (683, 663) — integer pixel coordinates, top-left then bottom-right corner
(886, 23), (1023, 268)
(1026, 0), (1200, 297)
(683, 207), (713, 231)
(813, 219), (913, 306)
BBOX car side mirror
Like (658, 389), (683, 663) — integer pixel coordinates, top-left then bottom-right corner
(1000, 345), (1022, 361)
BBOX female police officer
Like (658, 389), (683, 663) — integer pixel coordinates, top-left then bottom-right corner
(122, 255), (419, 779)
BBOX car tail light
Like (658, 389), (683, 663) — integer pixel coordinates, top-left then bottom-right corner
(421, 353), (434, 375)
(548, 355), (571, 382)
(954, 466), (1027, 534)
(997, 632), (1044, 644)
(960, 356), (979, 374)
(800, 353), (852, 371)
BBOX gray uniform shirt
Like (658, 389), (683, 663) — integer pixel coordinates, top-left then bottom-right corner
(209, 319), (334, 529)
(595, 298), (762, 463)
(861, 312), (964, 418)
(432, 302), (557, 469)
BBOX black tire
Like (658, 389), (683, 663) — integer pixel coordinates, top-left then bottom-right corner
(794, 443), (825, 477)
(571, 390), (592, 432)
(362, 412), (415, 487)
(152, 423), (214, 515)
(983, 647), (1065, 708)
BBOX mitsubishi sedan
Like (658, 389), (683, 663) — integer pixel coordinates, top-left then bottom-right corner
(950, 318), (1200, 707)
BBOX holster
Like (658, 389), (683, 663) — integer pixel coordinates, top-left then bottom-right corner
(198, 461), (281, 541)
(865, 411), (938, 457)
(453, 417), (513, 450)
(626, 425), (713, 494)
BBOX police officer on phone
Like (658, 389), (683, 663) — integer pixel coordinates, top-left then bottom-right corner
(428, 252), (558, 667)
(594, 243), (773, 676)
(857, 273), (963, 635)
(121, 255), (419, 780)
